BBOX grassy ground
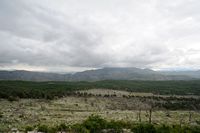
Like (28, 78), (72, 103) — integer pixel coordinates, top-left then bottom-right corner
(1, 90), (200, 131)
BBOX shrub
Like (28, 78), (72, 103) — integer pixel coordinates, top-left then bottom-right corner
(8, 96), (19, 102)
(25, 126), (34, 132)
(82, 115), (107, 133)
(131, 123), (156, 133)
(106, 120), (124, 133)
(72, 124), (90, 133)
(0, 112), (3, 118)
(190, 126), (200, 133)
(38, 125), (49, 132)
(22, 115), (200, 133)
(57, 123), (68, 131)
(156, 125), (171, 133)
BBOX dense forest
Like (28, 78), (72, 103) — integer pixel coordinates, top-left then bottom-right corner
(1, 80), (200, 100)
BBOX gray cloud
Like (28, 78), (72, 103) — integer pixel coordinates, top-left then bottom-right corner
(0, 0), (200, 72)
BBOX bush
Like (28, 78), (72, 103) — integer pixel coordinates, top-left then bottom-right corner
(72, 124), (90, 133)
(22, 115), (200, 133)
(57, 123), (68, 131)
(82, 115), (107, 133)
(190, 126), (200, 133)
(25, 126), (34, 132)
(38, 125), (49, 132)
(8, 96), (19, 102)
(0, 112), (3, 118)
(156, 125), (171, 133)
(106, 120), (125, 133)
(131, 123), (156, 133)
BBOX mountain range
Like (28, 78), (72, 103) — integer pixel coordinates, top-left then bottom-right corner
(0, 67), (200, 81)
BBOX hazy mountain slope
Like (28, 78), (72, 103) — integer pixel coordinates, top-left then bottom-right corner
(160, 70), (200, 79)
(69, 67), (195, 81)
(0, 68), (198, 81)
(0, 70), (68, 81)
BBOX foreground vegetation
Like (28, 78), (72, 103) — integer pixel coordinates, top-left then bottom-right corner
(1, 95), (200, 132)
(1, 80), (200, 132)
(1, 80), (200, 100)
(5, 115), (200, 133)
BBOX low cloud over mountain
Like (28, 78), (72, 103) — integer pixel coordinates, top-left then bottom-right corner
(1, 0), (200, 72)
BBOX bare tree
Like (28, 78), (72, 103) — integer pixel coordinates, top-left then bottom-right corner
(147, 97), (155, 124)
(137, 108), (142, 122)
(139, 108), (141, 122)
(149, 108), (152, 124)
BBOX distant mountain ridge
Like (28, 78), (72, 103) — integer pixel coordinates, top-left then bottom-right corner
(0, 67), (199, 81)
(0, 70), (67, 81)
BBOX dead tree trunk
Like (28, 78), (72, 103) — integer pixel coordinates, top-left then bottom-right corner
(189, 111), (192, 124)
(149, 108), (152, 124)
(138, 109), (141, 122)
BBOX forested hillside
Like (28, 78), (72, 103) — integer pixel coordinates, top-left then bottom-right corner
(1, 80), (200, 99)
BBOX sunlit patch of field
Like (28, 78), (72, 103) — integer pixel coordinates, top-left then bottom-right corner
(78, 89), (154, 97)
(1, 94), (200, 131)
(78, 88), (200, 98)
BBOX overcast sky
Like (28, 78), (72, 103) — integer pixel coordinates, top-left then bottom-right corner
(0, 0), (200, 72)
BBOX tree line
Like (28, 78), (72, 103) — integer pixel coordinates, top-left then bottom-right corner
(1, 80), (200, 100)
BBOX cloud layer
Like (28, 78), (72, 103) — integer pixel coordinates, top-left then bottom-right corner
(1, 0), (200, 72)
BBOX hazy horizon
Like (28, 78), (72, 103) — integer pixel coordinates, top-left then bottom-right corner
(0, 66), (199, 74)
(1, 0), (200, 72)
